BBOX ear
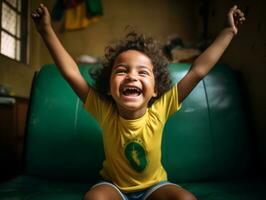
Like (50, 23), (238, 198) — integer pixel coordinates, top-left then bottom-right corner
(152, 89), (158, 97)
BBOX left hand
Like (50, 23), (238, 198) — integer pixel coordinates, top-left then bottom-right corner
(31, 4), (51, 34)
(227, 5), (246, 35)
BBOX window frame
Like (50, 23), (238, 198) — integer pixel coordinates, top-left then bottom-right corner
(0, 0), (29, 64)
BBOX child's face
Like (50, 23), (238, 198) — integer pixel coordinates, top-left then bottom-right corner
(109, 50), (157, 119)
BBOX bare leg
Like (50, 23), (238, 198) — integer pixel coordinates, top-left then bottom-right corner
(83, 183), (124, 200)
(146, 184), (197, 200)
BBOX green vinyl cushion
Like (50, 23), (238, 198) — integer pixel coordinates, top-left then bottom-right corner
(0, 176), (264, 200)
(24, 63), (251, 182)
(0, 63), (263, 200)
(0, 175), (90, 200)
(181, 179), (266, 200)
(163, 63), (251, 182)
(24, 64), (104, 181)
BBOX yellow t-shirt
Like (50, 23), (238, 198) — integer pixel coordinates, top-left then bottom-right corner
(84, 85), (181, 192)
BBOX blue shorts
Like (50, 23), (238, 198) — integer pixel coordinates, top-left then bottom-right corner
(91, 181), (181, 200)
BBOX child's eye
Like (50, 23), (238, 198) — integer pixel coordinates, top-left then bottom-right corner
(115, 69), (127, 74)
(139, 71), (149, 76)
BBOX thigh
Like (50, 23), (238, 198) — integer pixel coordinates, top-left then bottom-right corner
(145, 183), (197, 200)
(83, 182), (126, 200)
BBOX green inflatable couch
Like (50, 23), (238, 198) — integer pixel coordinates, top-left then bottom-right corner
(0, 63), (265, 200)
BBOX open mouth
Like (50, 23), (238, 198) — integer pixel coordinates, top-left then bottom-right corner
(122, 86), (142, 96)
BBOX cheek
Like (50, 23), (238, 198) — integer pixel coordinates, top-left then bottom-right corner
(144, 77), (155, 88)
(146, 77), (157, 96)
(109, 76), (120, 93)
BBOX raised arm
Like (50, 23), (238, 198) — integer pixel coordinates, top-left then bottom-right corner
(177, 5), (245, 103)
(31, 4), (90, 103)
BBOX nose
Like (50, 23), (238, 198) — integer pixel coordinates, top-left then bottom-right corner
(126, 72), (137, 81)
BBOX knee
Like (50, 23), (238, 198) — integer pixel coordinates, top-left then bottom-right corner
(83, 190), (105, 200)
(179, 192), (197, 200)
(82, 191), (93, 200)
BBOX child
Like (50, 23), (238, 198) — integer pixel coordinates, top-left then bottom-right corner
(32, 4), (245, 200)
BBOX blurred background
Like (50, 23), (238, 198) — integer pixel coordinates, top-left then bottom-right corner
(0, 0), (265, 181)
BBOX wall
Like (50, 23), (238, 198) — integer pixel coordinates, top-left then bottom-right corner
(207, 0), (266, 169)
(0, 0), (42, 98)
(0, 0), (199, 98)
(40, 0), (200, 64)
(0, 0), (48, 98)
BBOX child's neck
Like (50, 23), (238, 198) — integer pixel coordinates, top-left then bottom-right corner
(117, 105), (147, 120)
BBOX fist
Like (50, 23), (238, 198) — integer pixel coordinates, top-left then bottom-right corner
(228, 5), (246, 35)
(31, 4), (51, 33)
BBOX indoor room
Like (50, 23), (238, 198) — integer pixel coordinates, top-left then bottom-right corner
(0, 0), (265, 199)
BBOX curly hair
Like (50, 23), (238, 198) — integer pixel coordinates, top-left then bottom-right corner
(93, 31), (172, 107)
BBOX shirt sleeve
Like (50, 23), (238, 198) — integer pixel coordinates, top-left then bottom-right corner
(83, 88), (110, 123)
(151, 85), (181, 123)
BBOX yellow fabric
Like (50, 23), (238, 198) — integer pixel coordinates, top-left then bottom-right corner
(65, 1), (100, 30)
(84, 85), (181, 192)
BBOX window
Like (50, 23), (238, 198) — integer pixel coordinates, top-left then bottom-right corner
(0, 0), (28, 63)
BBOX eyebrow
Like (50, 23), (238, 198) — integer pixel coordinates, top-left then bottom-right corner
(113, 63), (128, 69)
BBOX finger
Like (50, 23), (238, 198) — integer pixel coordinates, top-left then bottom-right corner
(235, 10), (244, 17)
(31, 12), (40, 18)
(238, 9), (243, 15)
(230, 5), (237, 13)
(228, 5), (237, 16)
(239, 17), (246, 24)
(236, 17), (245, 25)
(31, 9), (37, 15)
(35, 9), (41, 16)
(40, 3), (49, 15)
(233, 9), (241, 18)
(31, 13), (36, 18)
(234, 11), (245, 20)
(37, 7), (43, 15)
(240, 12), (245, 17)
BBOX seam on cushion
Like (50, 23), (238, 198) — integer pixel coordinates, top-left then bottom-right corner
(203, 78), (216, 171)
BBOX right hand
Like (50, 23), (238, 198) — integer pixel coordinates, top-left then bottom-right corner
(227, 5), (246, 35)
(31, 4), (51, 33)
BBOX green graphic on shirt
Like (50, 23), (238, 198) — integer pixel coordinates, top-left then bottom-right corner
(124, 141), (147, 172)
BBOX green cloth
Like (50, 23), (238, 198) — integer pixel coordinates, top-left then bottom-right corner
(85, 0), (103, 16)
